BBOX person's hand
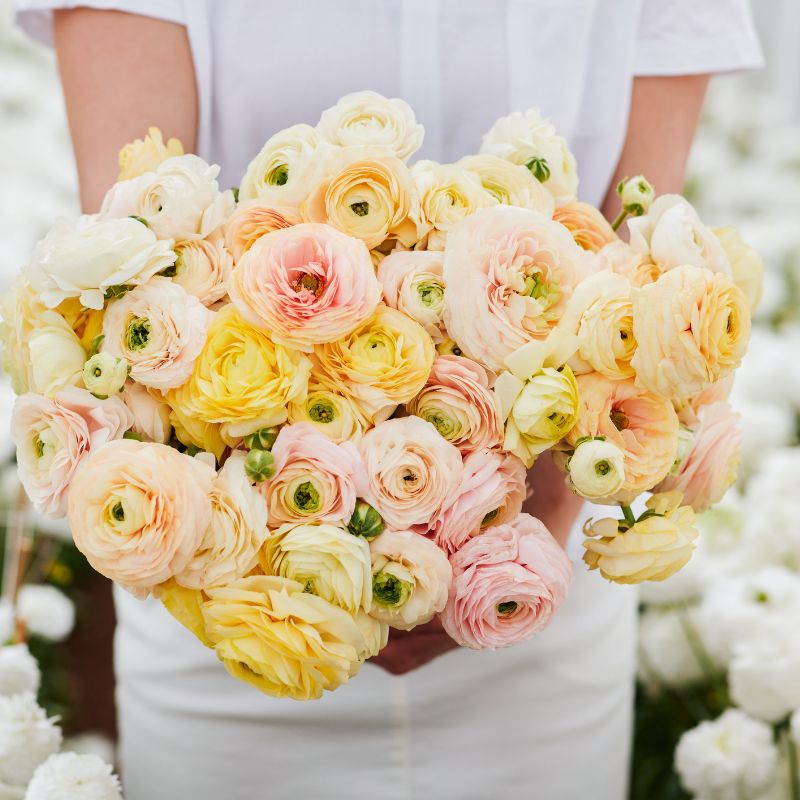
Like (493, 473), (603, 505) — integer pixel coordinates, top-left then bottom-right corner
(370, 617), (458, 675)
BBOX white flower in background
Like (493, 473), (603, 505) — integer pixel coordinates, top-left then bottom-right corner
(17, 586), (75, 642)
(24, 752), (122, 800)
(674, 709), (779, 800)
(729, 622), (800, 723)
(0, 692), (62, 789)
(792, 709), (800, 746)
(0, 645), (40, 697)
(731, 327), (800, 411)
(61, 733), (116, 765)
(638, 606), (707, 690)
(566, 438), (626, 501)
(734, 400), (796, 478)
(639, 549), (710, 607)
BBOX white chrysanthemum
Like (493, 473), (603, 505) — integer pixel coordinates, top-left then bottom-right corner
(17, 585), (75, 642)
(674, 710), (779, 800)
(0, 692), (62, 788)
(637, 606), (706, 690)
(24, 753), (122, 800)
(0, 645), (40, 697)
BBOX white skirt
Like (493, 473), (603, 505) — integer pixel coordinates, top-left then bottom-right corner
(114, 525), (637, 800)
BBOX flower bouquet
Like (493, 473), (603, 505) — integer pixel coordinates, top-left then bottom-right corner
(1, 92), (757, 699)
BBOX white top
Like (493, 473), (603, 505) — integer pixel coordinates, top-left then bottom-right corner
(15, 0), (762, 206)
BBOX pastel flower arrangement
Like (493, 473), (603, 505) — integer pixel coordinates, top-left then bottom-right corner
(1, 91), (758, 700)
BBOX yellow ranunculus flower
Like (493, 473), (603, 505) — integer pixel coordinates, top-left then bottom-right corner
(57, 297), (105, 352)
(157, 579), (213, 647)
(202, 575), (365, 700)
(117, 126), (184, 181)
(167, 305), (312, 438)
(314, 304), (434, 422)
(582, 491), (698, 584)
(713, 226), (764, 313)
(168, 402), (228, 461)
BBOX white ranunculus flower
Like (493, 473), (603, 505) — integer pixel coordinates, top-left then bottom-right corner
(81, 352), (128, 398)
(316, 90), (424, 162)
(0, 692), (62, 789)
(674, 710), (779, 800)
(617, 175), (655, 215)
(24, 217), (176, 310)
(637, 606), (706, 690)
(100, 154), (234, 241)
(567, 438), (626, 501)
(354, 611), (388, 661)
(27, 319), (86, 396)
(0, 645), (40, 697)
(17, 585), (75, 642)
(24, 752), (123, 800)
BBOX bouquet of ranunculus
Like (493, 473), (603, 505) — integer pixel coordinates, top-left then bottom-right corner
(1, 92), (757, 700)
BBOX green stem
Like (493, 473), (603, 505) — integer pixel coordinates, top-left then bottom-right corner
(787, 724), (800, 800)
(611, 208), (629, 232)
(675, 603), (718, 684)
(621, 505), (637, 526)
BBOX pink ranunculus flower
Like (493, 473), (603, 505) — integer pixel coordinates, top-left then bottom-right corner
(102, 277), (213, 391)
(265, 423), (366, 526)
(440, 513), (572, 649)
(432, 448), (527, 555)
(406, 355), (503, 454)
(223, 201), (302, 263)
(359, 416), (463, 532)
(67, 439), (215, 595)
(443, 205), (595, 372)
(228, 222), (382, 351)
(120, 381), (173, 444)
(656, 402), (741, 513)
(11, 387), (133, 518)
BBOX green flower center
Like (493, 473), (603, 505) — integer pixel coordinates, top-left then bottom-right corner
(308, 402), (336, 424)
(481, 508), (500, 528)
(350, 201), (370, 217)
(497, 601), (518, 616)
(292, 481), (320, 513)
(423, 410), (459, 439)
(595, 460), (611, 477)
(525, 157), (551, 183)
(417, 280), (444, 308)
(610, 410), (630, 431)
(268, 164), (289, 186)
(125, 317), (151, 351)
(372, 571), (412, 609)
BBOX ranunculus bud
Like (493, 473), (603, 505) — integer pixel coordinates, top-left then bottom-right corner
(347, 501), (385, 540)
(616, 175), (655, 216)
(243, 427), (280, 451)
(82, 352), (129, 398)
(244, 448), (276, 483)
(567, 438), (625, 500)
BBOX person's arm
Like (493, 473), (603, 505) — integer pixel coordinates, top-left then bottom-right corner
(53, 8), (198, 212)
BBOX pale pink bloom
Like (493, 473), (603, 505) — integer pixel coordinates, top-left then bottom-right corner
(406, 355), (503, 453)
(223, 201), (302, 263)
(67, 440), (214, 594)
(228, 222), (381, 351)
(441, 514), (572, 649)
(443, 206), (595, 371)
(102, 277), (213, 390)
(266, 423), (366, 525)
(433, 448), (527, 555)
(677, 374), (735, 427)
(120, 381), (172, 444)
(12, 387), (133, 518)
(359, 416), (463, 532)
(656, 402), (741, 512)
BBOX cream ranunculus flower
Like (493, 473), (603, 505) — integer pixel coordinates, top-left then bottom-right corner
(262, 522), (372, 613)
(82, 352), (129, 397)
(354, 610), (388, 660)
(713, 226), (764, 313)
(101, 154), (235, 242)
(23, 217), (175, 310)
(457, 154), (555, 216)
(480, 108), (579, 205)
(117, 126), (184, 181)
(167, 305), (312, 438)
(313, 304), (435, 422)
(223, 201), (302, 263)
(301, 150), (422, 249)
(553, 202), (618, 253)
(583, 491), (699, 584)
(202, 575), (365, 699)
(170, 235), (233, 306)
(631, 265), (751, 400)
(566, 438), (626, 501)
(412, 160), (493, 249)
(369, 530), (452, 631)
(316, 90), (424, 161)
(176, 451), (268, 590)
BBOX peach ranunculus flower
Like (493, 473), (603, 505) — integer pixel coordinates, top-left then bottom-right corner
(406, 355), (503, 453)
(628, 195), (731, 276)
(583, 491), (698, 584)
(443, 206), (594, 372)
(314, 304), (435, 423)
(223, 201), (302, 263)
(102, 278), (213, 391)
(441, 514), (572, 649)
(655, 402), (741, 513)
(301, 150), (423, 250)
(167, 305), (312, 439)
(120, 381), (172, 444)
(432, 448), (527, 555)
(713, 226), (764, 313)
(201, 575), (365, 699)
(228, 222), (381, 351)
(631, 265), (751, 401)
(117, 126), (184, 181)
(358, 416), (463, 531)
(368, 530), (452, 630)
(377, 250), (447, 343)
(262, 522), (372, 614)
(11, 387), (133, 518)
(170, 236), (233, 306)
(675, 373), (735, 427)
(67, 439), (214, 594)
(265, 423), (366, 526)
(553, 201), (617, 253)
(597, 240), (660, 288)
(566, 372), (680, 504)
